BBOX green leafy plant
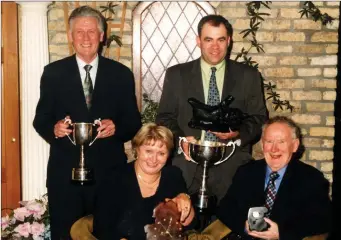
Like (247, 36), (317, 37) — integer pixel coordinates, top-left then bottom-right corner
(236, 1), (334, 112)
(299, 1), (335, 25)
(236, 1), (295, 112)
(99, 2), (122, 48)
(141, 93), (159, 124)
(236, 1), (270, 65)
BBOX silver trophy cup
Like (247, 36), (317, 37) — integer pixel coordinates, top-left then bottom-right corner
(65, 119), (101, 183)
(179, 138), (237, 210)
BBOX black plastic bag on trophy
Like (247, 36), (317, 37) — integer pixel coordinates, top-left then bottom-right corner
(188, 95), (248, 132)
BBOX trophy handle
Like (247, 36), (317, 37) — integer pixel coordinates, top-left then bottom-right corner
(213, 140), (237, 165)
(89, 118), (102, 146)
(179, 137), (198, 164)
(64, 118), (76, 145)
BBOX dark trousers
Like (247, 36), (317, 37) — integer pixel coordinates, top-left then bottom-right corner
(48, 181), (96, 240)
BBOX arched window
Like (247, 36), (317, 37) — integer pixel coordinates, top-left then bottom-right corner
(133, 2), (215, 109)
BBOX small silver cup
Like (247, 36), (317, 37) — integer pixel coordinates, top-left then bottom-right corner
(65, 119), (101, 183)
(179, 138), (237, 210)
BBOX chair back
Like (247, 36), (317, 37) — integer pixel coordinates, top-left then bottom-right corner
(70, 215), (97, 240)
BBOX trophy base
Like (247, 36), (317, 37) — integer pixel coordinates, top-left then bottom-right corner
(72, 168), (94, 183)
(191, 193), (217, 231)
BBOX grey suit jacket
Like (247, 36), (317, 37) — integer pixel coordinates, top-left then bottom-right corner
(156, 58), (267, 153)
(156, 58), (268, 201)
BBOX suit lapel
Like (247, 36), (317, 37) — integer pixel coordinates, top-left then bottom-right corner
(221, 60), (237, 100)
(252, 160), (268, 206)
(184, 59), (205, 138)
(90, 56), (103, 113)
(187, 58), (205, 102)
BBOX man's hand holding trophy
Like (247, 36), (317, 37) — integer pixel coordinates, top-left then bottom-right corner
(180, 95), (246, 213)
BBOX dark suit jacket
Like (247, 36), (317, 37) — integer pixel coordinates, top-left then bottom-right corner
(217, 158), (332, 240)
(33, 55), (141, 186)
(156, 58), (267, 153)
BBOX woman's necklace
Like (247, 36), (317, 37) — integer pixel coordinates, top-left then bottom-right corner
(137, 172), (161, 186)
(135, 163), (161, 187)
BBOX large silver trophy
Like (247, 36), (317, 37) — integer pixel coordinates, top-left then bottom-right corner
(179, 138), (238, 211)
(65, 119), (101, 183)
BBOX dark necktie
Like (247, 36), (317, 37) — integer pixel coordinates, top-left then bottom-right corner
(83, 65), (93, 109)
(204, 67), (219, 142)
(264, 171), (280, 216)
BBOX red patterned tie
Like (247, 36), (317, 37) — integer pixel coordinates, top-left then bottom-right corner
(264, 171), (279, 216)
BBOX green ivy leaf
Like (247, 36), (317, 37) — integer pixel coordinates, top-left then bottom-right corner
(299, 1), (335, 26)
(266, 92), (280, 100)
(106, 34), (122, 48)
(264, 82), (276, 90)
(141, 93), (159, 124)
(100, 3), (122, 51)
(236, 1), (295, 112)
(261, 2), (271, 9)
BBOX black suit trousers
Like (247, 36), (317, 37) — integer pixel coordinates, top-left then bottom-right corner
(47, 181), (97, 240)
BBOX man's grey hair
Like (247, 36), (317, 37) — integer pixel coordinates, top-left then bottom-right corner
(68, 5), (105, 33)
(261, 116), (301, 140)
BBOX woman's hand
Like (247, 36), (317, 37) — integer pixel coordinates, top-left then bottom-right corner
(169, 193), (195, 226)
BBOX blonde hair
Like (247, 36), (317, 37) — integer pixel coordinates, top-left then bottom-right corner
(132, 123), (174, 157)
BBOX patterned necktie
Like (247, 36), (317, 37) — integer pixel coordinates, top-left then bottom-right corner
(264, 171), (280, 216)
(204, 67), (220, 142)
(83, 65), (93, 109)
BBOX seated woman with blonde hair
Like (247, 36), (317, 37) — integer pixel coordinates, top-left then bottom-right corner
(93, 123), (195, 239)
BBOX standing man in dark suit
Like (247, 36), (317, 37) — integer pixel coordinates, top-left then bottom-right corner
(33, 6), (141, 239)
(156, 15), (267, 203)
(217, 116), (332, 240)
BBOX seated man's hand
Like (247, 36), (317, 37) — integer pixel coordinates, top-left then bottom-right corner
(245, 218), (279, 240)
(180, 136), (196, 161)
(210, 130), (239, 140)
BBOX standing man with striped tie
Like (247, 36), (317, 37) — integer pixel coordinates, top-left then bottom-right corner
(156, 15), (267, 204)
(217, 116), (332, 240)
(33, 6), (141, 239)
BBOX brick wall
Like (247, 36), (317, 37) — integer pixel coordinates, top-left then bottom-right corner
(47, 1), (136, 68)
(47, 1), (339, 183)
(215, 1), (339, 183)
